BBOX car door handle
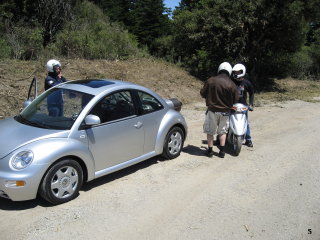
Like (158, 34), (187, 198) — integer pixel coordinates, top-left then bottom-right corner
(134, 121), (143, 129)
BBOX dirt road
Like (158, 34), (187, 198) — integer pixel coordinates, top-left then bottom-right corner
(1, 100), (320, 240)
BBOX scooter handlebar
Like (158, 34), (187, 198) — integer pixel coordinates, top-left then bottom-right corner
(231, 105), (248, 112)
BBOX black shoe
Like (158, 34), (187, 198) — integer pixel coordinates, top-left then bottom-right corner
(206, 149), (214, 158)
(245, 140), (253, 147)
(218, 150), (225, 158)
(214, 140), (220, 146)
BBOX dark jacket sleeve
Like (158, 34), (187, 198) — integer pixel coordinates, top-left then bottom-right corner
(45, 76), (55, 90)
(200, 81), (208, 98)
(246, 80), (254, 106)
(230, 81), (239, 104)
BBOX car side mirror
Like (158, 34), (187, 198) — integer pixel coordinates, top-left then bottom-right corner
(85, 114), (101, 126)
(22, 99), (32, 109)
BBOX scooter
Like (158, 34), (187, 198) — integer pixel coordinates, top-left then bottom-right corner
(227, 103), (248, 156)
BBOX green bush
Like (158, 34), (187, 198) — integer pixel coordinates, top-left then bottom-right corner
(288, 46), (313, 79)
(0, 37), (11, 59)
(153, 35), (174, 61)
(49, 1), (145, 60)
(310, 46), (320, 77)
(5, 24), (43, 60)
(309, 28), (320, 77)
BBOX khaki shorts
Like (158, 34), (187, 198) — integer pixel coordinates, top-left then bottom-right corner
(203, 111), (230, 135)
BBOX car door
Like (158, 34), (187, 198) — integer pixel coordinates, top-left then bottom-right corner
(135, 90), (165, 153)
(86, 90), (144, 171)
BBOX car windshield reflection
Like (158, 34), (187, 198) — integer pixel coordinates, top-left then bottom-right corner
(16, 88), (94, 130)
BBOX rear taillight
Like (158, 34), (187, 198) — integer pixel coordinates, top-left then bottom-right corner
(166, 98), (182, 112)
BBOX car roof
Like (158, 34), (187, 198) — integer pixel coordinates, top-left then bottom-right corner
(60, 79), (138, 95)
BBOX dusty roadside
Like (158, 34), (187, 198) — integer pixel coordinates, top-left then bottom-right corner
(0, 99), (320, 240)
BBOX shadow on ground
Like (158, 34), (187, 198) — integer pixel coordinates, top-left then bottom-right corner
(183, 140), (239, 158)
(0, 156), (165, 210)
(0, 142), (243, 210)
(182, 144), (206, 156)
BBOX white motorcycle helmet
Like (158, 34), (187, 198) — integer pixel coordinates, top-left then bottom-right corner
(232, 63), (246, 79)
(46, 59), (61, 72)
(217, 62), (232, 76)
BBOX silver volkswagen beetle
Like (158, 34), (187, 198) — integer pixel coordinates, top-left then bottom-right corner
(0, 79), (187, 204)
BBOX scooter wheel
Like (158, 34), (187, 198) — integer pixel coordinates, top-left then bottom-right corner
(233, 135), (242, 156)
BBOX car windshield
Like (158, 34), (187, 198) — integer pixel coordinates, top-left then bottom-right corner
(16, 88), (94, 130)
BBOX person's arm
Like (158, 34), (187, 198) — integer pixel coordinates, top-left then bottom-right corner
(233, 87), (239, 104)
(200, 81), (208, 98)
(249, 94), (254, 107)
(246, 80), (254, 109)
(45, 76), (55, 90)
(231, 81), (239, 104)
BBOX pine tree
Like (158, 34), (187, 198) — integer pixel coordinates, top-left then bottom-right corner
(90, 0), (132, 26)
(129, 0), (170, 52)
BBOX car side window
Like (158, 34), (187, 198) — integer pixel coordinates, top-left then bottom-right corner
(89, 91), (135, 123)
(138, 91), (163, 114)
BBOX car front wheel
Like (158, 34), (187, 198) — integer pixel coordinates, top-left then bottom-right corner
(162, 126), (184, 159)
(39, 159), (83, 205)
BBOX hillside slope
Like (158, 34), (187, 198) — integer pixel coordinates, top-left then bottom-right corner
(0, 58), (203, 119)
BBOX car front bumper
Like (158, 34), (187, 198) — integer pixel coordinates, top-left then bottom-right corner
(0, 162), (49, 201)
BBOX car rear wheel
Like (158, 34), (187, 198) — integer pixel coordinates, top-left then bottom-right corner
(162, 126), (184, 159)
(39, 159), (83, 205)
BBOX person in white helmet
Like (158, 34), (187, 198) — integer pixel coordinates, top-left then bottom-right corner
(231, 63), (254, 147)
(200, 62), (239, 158)
(45, 59), (66, 90)
(45, 59), (67, 116)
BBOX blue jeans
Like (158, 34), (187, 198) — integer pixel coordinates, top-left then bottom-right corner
(48, 104), (63, 117)
(245, 111), (251, 141)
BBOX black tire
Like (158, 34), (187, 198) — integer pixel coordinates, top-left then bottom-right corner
(162, 127), (184, 159)
(39, 159), (83, 205)
(233, 135), (242, 156)
(227, 131), (231, 145)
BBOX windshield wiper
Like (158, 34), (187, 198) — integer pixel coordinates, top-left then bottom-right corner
(15, 115), (48, 129)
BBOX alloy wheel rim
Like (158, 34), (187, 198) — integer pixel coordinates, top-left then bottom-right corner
(168, 131), (182, 155)
(50, 166), (79, 199)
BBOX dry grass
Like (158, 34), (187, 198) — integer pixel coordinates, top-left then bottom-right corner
(0, 58), (203, 118)
(0, 59), (319, 119)
(255, 78), (320, 106)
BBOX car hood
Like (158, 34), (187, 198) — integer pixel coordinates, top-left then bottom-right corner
(0, 117), (70, 159)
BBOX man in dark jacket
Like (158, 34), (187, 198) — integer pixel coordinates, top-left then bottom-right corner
(45, 59), (66, 116)
(200, 62), (238, 158)
(232, 63), (254, 147)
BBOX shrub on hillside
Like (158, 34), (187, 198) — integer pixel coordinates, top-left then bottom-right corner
(288, 46), (313, 79)
(49, 1), (145, 60)
(3, 23), (43, 60)
(309, 28), (320, 78)
(0, 37), (11, 59)
(310, 46), (320, 78)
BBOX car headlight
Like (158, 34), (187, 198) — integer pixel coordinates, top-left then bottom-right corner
(11, 151), (34, 170)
